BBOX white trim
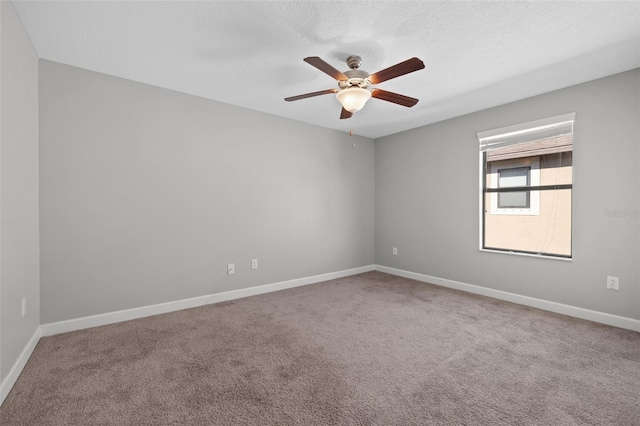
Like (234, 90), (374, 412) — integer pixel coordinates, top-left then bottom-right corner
(479, 248), (572, 262)
(41, 265), (375, 337)
(478, 152), (484, 251)
(375, 265), (640, 332)
(0, 326), (41, 406)
(2, 264), (637, 407)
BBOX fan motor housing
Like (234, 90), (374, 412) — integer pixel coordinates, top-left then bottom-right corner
(339, 69), (371, 89)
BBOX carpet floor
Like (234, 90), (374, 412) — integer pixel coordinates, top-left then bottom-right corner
(1, 271), (639, 425)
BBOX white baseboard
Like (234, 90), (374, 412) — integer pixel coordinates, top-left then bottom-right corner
(2, 265), (374, 407)
(41, 265), (376, 337)
(375, 265), (640, 332)
(0, 326), (41, 406)
(8, 263), (634, 409)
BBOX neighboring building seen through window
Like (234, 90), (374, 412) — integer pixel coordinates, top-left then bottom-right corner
(478, 114), (574, 258)
(498, 167), (530, 208)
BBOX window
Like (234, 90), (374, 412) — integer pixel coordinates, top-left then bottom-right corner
(488, 157), (540, 215)
(478, 113), (574, 258)
(498, 167), (530, 208)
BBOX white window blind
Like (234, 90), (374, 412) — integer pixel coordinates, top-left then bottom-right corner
(478, 113), (575, 152)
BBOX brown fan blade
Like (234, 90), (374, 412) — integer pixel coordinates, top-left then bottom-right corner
(340, 108), (353, 120)
(371, 89), (419, 107)
(368, 57), (425, 84)
(285, 89), (337, 102)
(304, 57), (348, 81)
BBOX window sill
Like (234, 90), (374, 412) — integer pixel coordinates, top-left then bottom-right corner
(480, 248), (572, 262)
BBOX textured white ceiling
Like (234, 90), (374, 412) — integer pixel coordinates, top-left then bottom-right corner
(12, 0), (640, 139)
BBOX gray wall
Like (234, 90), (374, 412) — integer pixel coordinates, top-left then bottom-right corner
(376, 69), (640, 320)
(8, 23), (638, 342)
(0, 1), (40, 382)
(39, 60), (375, 323)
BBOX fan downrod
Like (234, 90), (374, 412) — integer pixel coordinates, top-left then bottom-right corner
(346, 55), (362, 70)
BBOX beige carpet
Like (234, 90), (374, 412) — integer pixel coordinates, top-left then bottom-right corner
(1, 271), (639, 425)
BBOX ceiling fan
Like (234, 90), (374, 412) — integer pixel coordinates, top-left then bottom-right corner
(285, 55), (425, 119)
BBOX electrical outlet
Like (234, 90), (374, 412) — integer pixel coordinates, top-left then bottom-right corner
(227, 263), (235, 275)
(606, 276), (619, 291)
(393, 247), (398, 256)
(251, 259), (258, 269)
(22, 298), (26, 317)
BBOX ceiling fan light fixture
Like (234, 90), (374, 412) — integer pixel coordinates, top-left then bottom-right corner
(336, 87), (371, 113)
(285, 55), (424, 119)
